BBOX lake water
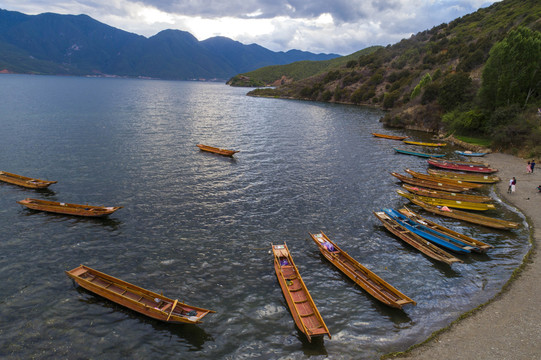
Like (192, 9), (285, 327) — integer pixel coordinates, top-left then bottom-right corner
(0, 74), (529, 359)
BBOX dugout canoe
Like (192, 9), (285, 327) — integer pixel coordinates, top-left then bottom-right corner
(373, 211), (462, 265)
(402, 140), (446, 147)
(426, 169), (501, 184)
(394, 148), (445, 158)
(272, 243), (331, 342)
(398, 206), (493, 253)
(391, 172), (471, 193)
(0, 170), (57, 189)
(404, 169), (483, 189)
(401, 184), (493, 203)
(403, 196), (520, 230)
(17, 198), (122, 217)
(66, 265), (214, 324)
(428, 158), (498, 173)
(196, 144), (239, 157)
(372, 133), (408, 140)
(309, 232), (415, 309)
(397, 190), (496, 211)
(455, 150), (488, 157)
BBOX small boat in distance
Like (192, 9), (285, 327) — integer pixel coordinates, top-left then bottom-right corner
(272, 243), (331, 342)
(17, 198), (122, 217)
(397, 189), (496, 211)
(66, 265), (214, 324)
(394, 148), (445, 158)
(0, 170), (57, 189)
(196, 144), (239, 157)
(372, 133), (408, 140)
(309, 232), (415, 309)
(455, 150), (488, 157)
(402, 140), (446, 147)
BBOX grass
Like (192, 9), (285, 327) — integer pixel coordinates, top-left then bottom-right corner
(453, 135), (492, 147)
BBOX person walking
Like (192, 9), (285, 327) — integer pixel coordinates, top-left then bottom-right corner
(511, 177), (516, 193)
(508, 177), (513, 193)
(527, 161), (532, 173)
(531, 159), (536, 173)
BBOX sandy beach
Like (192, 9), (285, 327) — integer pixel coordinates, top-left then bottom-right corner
(392, 152), (541, 359)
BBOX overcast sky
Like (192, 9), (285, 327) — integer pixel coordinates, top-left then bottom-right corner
(2, 0), (499, 55)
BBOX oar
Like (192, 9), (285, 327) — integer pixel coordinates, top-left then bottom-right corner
(166, 299), (178, 321)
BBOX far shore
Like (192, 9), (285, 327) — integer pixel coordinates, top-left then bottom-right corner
(389, 152), (541, 359)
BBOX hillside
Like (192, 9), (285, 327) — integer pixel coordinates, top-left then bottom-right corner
(0, 9), (339, 80)
(247, 0), (541, 156)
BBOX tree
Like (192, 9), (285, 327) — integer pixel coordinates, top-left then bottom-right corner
(480, 27), (541, 110)
(438, 72), (474, 111)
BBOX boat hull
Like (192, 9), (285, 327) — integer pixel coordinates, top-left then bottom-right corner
(428, 159), (498, 173)
(401, 184), (492, 203)
(394, 148), (445, 158)
(0, 171), (57, 189)
(402, 140), (446, 147)
(391, 172), (471, 192)
(404, 169), (483, 189)
(397, 190), (496, 211)
(17, 198), (122, 217)
(426, 169), (500, 184)
(372, 133), (408, 140)
(197, 144), (239, 157)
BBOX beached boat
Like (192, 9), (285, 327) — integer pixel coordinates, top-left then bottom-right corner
(0, 170), (57, 189)
(404, 169), (483, 189)
(401, 184), (493, 203)
(397, 190), (496, 211)
(66, 265), (214, 324)
(196, 144), (239, 157)
(398, 206), (493, 252)
(272, 243), (331, 342)
(428, 158), (498, 173)
(373, 211), (462, 265)
(426, 169), (500, 184)
(403, 196), (520, 230)
(455, 150), (488, 157)
(17, 198), (122, 217)
(309, 232), (415, 309)
(394, 148), (445, 158)
(402, 140), (446, 147)
(372, 133), (408, 140)
(382, 208), (475, 253)
(390, 172), (471, 193)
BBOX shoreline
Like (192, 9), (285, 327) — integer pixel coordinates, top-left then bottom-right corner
(389, 152), (541, 359)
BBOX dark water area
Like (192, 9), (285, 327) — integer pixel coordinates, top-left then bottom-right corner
(0, 75), (529, 359)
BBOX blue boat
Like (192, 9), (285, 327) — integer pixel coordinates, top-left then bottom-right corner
(381, 208), (476, 253)
(394, 148), (445, 158)
(455, 150), (488, 157)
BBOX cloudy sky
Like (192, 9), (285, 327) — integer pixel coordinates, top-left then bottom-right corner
(2, 0), (499, 55)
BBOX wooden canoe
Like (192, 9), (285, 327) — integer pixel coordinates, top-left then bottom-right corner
(17, 198), (122, 217)
(196, 144), (239, 157)
(272, 243), (331, 342)
(428, 158), (498, 173)
(401, 184), (493, 203)
(455, 150), (488, 157)
(402, 140), (446, 147)
(397, 190), (496, 211)
(0, 170), (57, 189)
(403, 196), (520, 230)
(66, 265), (215, 324)
(391, 172), (471, 193)
(393, 148), (445, 158)
(373, 211), (462, 265)
(427, 169), (501, 184)
(398, 206), (493, 253)
(309, 232), (415, 309)
(404, 169), (483, 189)
(372, 133), (408, 140)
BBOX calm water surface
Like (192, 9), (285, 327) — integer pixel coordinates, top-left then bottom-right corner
(0, 75), (529, 359)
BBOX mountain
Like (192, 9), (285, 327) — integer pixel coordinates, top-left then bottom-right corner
(0, 9), (340, 80)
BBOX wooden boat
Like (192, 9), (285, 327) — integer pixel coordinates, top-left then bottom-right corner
(196, 144), (239, 157)
(391, 172), (471, 193)
(309, 232), (415, 309)
(272, 243), (331, 342)
(433, 158), (490, 167)
(0, 170), (57, 189)
(428, 158), (498, 173)
(403, 196), (520, 230)
(372, 133), (408, 140)
(427, 169), (500, 184)
(398, 206), (493, 253)
(455, 150), (488, 157)
(402, 140), (446, 147)
(17, 198), (122, 217)
(394, 148), (445, 158)
(373, 211), (462, 265)
(397, 190), (496, 211)
(66, 265), (214, 324)
(401, 184), (493, 203)
(404, 169), (483, 189)
(381, 208), (475, 253)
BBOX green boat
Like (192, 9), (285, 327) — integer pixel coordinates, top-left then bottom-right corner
(393, 148), (445, 158)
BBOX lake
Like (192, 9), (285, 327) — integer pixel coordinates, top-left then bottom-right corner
(0, 74), (528, 359)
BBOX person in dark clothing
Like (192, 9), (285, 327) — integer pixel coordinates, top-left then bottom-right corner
(531, 159), (536, 173)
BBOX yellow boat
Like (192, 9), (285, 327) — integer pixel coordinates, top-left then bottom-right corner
(402, 140), (446, 147)
(397, 190), (496, 211)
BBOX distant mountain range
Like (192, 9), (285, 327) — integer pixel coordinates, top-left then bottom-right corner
(0, 9), (340, 80)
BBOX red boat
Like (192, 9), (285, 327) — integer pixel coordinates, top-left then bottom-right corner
(427, 158), (498, 173)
